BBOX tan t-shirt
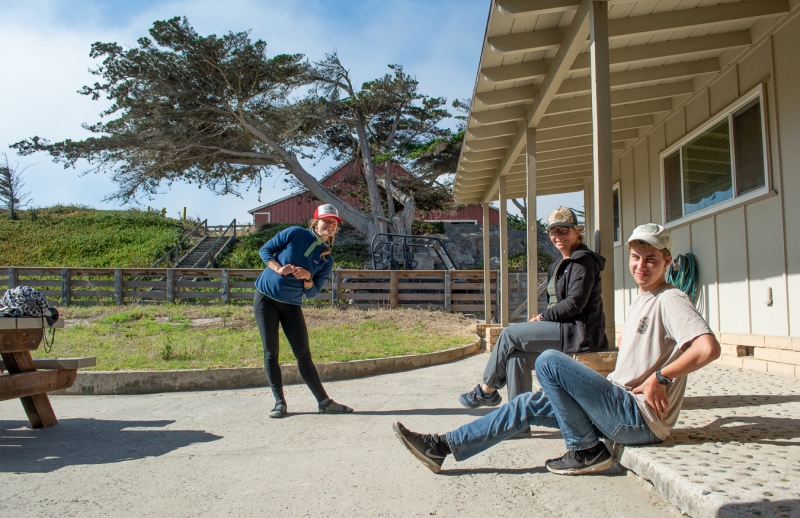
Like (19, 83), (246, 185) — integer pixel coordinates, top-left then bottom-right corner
(607, 283), (713, 440)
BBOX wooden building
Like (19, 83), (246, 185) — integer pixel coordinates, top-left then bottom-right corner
(456, 0), (800, 377)
(248, 160), (500, 226)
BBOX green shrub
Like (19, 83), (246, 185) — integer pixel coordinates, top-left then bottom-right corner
(220, 223), (370, 270)
(507, 214), (527, 231)
(412, 221), (444, 235)
(220, 224), (293, 269)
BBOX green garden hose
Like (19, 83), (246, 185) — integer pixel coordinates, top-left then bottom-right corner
(666, 253), (698, 303)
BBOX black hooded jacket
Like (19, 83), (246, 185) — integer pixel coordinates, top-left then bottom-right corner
(540, 243), (609, 354)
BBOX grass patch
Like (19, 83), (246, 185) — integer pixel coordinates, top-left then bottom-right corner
(0, 205), (193, 267)
(36, 304), (477, 370)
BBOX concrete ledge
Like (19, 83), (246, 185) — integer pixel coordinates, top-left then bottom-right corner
(606, 364), (800, 518)
(53, 341), (480, 395)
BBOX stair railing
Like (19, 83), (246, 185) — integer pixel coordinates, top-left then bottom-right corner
(151, 219), (208, 268)
(191, 219), (237, 268)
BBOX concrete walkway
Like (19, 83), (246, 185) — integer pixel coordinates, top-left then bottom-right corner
(1, 353), (677, 518)
(1, 352), (799, 517)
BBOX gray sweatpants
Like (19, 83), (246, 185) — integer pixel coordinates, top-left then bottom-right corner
(483, 321), (561, 401)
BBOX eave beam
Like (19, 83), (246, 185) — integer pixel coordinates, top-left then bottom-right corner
(482, 31), (749, 84)
(482, 0), (593, 204)
(487, 0), (787, 54)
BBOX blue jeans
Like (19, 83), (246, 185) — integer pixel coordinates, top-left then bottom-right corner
(446, 350), (661, 461)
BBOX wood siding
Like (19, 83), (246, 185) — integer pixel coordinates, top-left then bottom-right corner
(611, 13), (800, 338)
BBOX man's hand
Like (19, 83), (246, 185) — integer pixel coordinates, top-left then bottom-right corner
(632, 374), (668, 420)
(529, 314), (542, 322)
(291, 266), (312, 281)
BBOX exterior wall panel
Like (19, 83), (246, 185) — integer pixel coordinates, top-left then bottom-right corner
(709, 67), (739, 116)
(745, 198), (789, 336)
(633, 140), (650, 225)
(737, 40), (771, 96)
(690, 217), (720, 332)
(614, 245), (627, 323)
(620, 152), (637, 309)
(669, 226), (691, 258)
(665, 110), (685, 147)
(648, 126), (665, 224)
(716, 208), (751, 334)
(773, 22), (800, 335)
(685, 92), (710, 133)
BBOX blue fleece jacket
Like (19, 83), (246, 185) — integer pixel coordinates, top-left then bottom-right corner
(254, 226), (334, 305)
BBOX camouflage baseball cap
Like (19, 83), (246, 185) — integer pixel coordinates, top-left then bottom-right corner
(547, 206), (579, 230)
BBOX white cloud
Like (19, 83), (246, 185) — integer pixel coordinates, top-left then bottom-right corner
(0, 0), (580, 225)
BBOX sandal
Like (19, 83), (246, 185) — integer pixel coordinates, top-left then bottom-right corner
(318, 399), (353, 414)
(269, 402), (287, 418)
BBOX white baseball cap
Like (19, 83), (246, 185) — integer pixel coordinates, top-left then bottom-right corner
(627, 223), (672, 251)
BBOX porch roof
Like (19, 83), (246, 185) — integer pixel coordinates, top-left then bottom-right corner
(454, 0), (790, 204)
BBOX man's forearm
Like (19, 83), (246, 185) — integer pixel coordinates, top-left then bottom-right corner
(660, 333), (721, 379)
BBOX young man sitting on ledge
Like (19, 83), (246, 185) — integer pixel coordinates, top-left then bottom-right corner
(393, 224), (721, 475)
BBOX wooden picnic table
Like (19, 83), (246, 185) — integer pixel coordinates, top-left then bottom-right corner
(0, 316), (78, 428)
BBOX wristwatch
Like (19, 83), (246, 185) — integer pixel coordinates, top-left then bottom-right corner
(655, 370), (673, 385)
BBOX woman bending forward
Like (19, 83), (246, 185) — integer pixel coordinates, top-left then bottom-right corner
(254, 204), (353, 418)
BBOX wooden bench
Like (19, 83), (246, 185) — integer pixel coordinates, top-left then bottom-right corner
(0, 317), (92, 428)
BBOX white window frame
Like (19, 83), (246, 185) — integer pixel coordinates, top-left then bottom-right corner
(612, 181), (621, 247)
(253, 211), (271, 224)
(659, 84), (772, 228)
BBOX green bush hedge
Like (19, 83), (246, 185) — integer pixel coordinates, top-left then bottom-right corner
(0, 205), (193, 267)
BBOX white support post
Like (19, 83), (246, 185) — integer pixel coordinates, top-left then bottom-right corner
(482, 203), (492, 323)
(584, 186), (593, 250)
(590, 0), (616, 345)
(525, 128), (538, 320)
(499, 176), (510, 327)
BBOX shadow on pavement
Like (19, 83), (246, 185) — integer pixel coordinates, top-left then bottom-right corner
(441, 466), (550, 476)
(0, 418), (222, 473)
(717, 499), (800, 517)
(668, 415), (800, 446)
(285, 408), (497, 417)
(682, 394), (800, 410)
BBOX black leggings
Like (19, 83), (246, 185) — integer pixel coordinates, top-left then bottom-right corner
(254, 291), (329, 404)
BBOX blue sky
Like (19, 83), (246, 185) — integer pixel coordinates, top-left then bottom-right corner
(0, 0), (582, 224)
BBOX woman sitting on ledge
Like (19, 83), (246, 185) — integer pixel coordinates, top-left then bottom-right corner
(459, 207), (609, 431)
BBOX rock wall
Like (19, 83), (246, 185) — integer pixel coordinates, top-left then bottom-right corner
(432, 223), (561, 271)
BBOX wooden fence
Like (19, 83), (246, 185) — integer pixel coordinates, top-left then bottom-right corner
(0, 267), (497, 313)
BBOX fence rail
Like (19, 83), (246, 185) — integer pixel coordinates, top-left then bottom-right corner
(0, 267), (498, 313)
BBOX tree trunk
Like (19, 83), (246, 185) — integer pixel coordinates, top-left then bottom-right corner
(283, 155), (379, 238)
(375, 176), (414, 235)
(512, 198), (527, 219)
(353, 115), (387, 235)
(385, 160), (396, 222)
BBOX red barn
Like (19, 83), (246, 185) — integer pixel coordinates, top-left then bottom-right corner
(248, 161), (500, 226)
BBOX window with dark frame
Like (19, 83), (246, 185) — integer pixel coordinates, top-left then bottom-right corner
(662, 94), (767, 223)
